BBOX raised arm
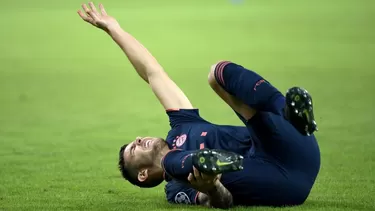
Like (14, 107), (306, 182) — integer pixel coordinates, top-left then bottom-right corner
(78, 2), (193, 110)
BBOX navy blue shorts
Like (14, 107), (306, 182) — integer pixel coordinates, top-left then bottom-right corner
(214, 61), (321, 206)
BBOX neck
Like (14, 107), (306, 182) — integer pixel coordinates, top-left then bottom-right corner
(153, 146), (171, 173)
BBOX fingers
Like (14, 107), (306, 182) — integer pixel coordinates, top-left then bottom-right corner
(193, 167), (216, 181)
(84, 4), (99, 20)
(99, 3), (107, 15)
(77, 10), (92, 23)
(88, 2), (99, 16)
(188, 173), (195, 183)
(81, 2), (106, 16)
(79, 2), (101, 22)
(189, 167), (217, 184)
(193, 167), (202, 180)
(82, 3), (91, 15)
(188, 167), (201, 183)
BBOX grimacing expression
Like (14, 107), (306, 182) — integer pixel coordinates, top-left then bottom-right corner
(123, 137), (166, 169)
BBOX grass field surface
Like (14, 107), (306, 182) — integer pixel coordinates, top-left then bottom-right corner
(0, 0), (374, 210)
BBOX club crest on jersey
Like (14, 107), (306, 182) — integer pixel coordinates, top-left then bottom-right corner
(173, 134), (187, 148)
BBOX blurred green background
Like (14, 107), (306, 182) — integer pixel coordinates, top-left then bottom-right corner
(0, 0), (374, 210)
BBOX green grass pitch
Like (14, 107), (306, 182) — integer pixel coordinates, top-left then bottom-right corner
(0, 0), (374, 210)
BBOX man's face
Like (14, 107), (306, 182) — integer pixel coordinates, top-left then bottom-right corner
(123, 137), (166, 170)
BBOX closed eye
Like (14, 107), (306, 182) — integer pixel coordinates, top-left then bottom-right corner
(131, 144), (136, 156)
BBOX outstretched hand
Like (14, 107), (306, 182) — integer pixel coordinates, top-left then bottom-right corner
(77, 2), (120, 32)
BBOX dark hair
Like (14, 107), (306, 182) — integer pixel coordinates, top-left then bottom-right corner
(118, 144), (162, 188)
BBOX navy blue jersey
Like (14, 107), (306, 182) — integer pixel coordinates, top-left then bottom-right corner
(165, 109), (251, 154)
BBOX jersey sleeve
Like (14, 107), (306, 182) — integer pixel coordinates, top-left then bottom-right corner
(166, 109), (208, 128)
(161, 149), (195, 182)
(165, 180), (200, 205)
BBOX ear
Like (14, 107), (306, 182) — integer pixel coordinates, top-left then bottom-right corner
(138, 169), (149, 182)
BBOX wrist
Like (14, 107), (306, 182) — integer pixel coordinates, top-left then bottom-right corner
(106, 24), (122, 35)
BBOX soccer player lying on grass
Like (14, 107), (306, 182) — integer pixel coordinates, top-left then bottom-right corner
(78, 2), (321, 209)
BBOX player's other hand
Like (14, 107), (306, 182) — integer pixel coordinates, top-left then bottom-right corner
(77, 2), (120, 32)
(188, 167), (221, 194)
